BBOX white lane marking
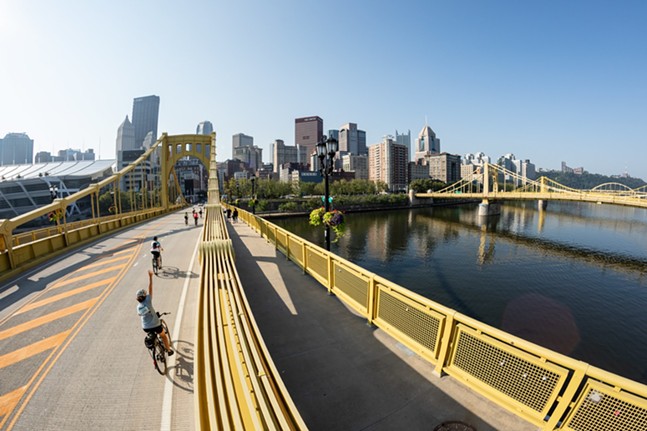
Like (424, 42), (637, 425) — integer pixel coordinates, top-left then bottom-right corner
(160, 239), (200, 431)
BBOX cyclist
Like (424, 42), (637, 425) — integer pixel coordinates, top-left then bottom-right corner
(136, 270), (173, 356)
(151, 236), (163, 269)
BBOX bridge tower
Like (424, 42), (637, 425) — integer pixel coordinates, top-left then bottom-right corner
(478, 163), (501, 216)
(538, 176), (548, 211)
(158, 133), (216, 208)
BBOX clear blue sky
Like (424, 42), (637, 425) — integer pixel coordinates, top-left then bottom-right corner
(2, 1), (646, 179)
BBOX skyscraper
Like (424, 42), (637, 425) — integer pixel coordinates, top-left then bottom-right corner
(132, 95), (160, 149)
(414, 124), (441, 162)
(0, 133), (34, 165)
(232, 133), (262, 170)
(428, 153), (461, 184)
(116, 116), (136, 153)
(232, 133), (254, 158)
(272, 139), (298, 173)
(295, 116), (323, 162)
(368, 136), (409, 192)
(395, 129), (411, 161)
(339, 123), (367, 155)
(196, 121), (213, 135)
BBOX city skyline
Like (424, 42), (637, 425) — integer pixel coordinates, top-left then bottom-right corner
(1, 1), (646, 179)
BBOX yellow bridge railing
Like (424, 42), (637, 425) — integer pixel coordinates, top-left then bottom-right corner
(0, 134), (190, 282)
(235, 207), (647, 431)
(193, 146), (307, 429)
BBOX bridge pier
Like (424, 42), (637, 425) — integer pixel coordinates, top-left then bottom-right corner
(478, 200), (501, 216)
(409, 190), (431, 206)
(538, 200), (548, 211)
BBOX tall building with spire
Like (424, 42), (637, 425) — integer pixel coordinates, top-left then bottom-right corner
(116, 116), (136, 154)
(414, 123), (440, 162)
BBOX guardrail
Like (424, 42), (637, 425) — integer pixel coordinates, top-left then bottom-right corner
(0, 207), (181, 282)
(194, 203), (307, 430)
(235, 206), (647, 431)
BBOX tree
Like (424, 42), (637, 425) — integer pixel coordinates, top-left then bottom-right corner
(409, 179), (447, 193)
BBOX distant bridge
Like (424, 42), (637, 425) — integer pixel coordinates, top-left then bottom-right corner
(415, 163), (647, 210)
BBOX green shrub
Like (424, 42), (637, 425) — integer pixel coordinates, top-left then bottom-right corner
(278, 201), (299, 212)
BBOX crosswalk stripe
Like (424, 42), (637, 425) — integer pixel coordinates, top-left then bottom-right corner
(0, 331), (70, 370)
(0, 298), (98, 341)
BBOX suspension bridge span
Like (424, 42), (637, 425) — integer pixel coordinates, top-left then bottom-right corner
(415, 163), (647, 214)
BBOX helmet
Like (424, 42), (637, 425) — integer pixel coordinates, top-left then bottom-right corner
(136, 288), (147, 299)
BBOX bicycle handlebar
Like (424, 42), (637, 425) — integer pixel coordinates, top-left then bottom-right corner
(156, 312), (171, 317)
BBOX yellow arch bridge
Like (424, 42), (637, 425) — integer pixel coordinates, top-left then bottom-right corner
(415, 163), (647, 215)
(1, 134), (646, 430)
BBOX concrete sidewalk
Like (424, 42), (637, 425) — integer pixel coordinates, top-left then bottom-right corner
(226, 220), (538, 431)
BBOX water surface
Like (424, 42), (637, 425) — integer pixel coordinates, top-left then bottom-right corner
(272, 201), (647, 384)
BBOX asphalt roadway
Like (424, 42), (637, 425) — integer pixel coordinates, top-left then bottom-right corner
(0, 210), (537, 430)
(0, 211), (200, 431)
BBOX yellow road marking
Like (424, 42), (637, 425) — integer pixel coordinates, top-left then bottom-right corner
(114, 245), (137, 255)
(51, 265), (125, 290)
(0, 330), (70, 370)
(0, 239), (144, 430)
(0, 299), (98, 341)
(15, 278), (114, 315)
(0, 385), (27, 418)
(82, 255), (131, 270)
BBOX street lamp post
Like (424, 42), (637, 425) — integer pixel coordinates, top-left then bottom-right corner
(250, 175), (256, 215)
(316, 135), (339, 251)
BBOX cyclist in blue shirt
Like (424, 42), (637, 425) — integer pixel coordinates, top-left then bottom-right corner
(136, 270), (173, 356)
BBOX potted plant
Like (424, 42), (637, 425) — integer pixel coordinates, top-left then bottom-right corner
(309, 207), (346, 242)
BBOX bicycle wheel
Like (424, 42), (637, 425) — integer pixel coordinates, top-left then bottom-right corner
(152, 257), (158, 275)
(152, 339), (167, 375)
(161, 319), (173, 350)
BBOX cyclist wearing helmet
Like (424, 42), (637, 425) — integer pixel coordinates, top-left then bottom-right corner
(136, 270), (173, 356)
(151, 236), (163, 269)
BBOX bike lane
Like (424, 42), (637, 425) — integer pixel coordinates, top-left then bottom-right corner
(0, 212), (201, 431)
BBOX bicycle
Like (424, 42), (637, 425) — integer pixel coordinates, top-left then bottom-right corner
(151, 253), (162, 275)
(144, 312), (173, 375)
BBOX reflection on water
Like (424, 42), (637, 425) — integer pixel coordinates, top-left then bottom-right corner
(273, 201), (647, 384)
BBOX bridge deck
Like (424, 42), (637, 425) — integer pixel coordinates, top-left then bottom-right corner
(226, 219), (537, 431)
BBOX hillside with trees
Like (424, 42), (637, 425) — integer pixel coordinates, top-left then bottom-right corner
(540, 170), (646, 189)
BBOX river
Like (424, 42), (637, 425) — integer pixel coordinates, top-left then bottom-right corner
(271, 200), (647, 385)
